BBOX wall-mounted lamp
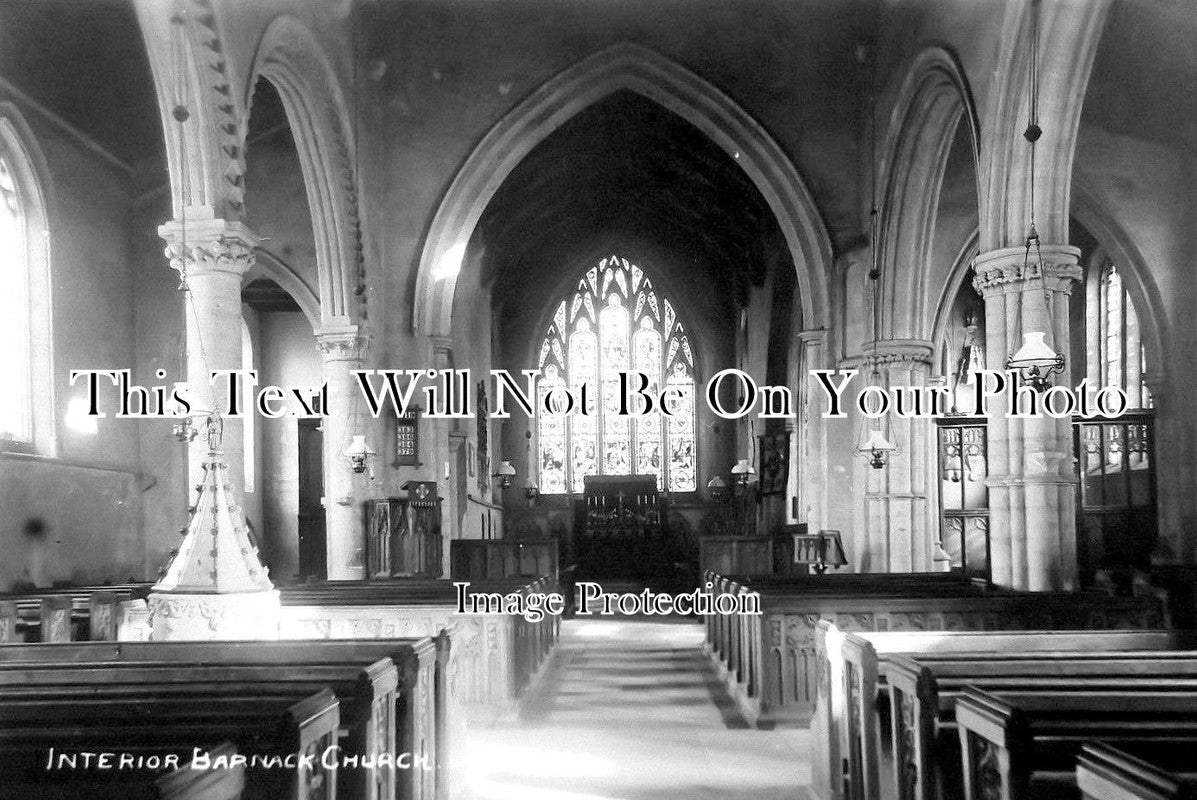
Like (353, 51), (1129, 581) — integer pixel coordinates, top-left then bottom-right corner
(344, 434), (376, 476)
(706, 475), (728, 504)
(813, 530), (848, 575)
(494, 460), (516, 489)
(1006, 331), (1064, 391)
(730, 459), (755, 486)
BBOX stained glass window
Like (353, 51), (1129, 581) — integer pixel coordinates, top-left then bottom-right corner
(537, 255), (696, 492)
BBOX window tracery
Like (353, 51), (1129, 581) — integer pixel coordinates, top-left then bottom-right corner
(536, 256), (696, 493)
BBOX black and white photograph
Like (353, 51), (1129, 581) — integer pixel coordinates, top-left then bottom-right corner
(1, 0), (1195, 798)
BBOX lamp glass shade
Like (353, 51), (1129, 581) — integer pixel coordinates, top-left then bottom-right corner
(860, 429), (896, 453)
(1009, 331), (1059, 369)
(172, 382), (215, 418)
(343, 434), (374, 458)
(730, 459), (755, 476)
(819, 530), (848, 568)
(496, 460), (516, 477)
(707, 476), (727, 489)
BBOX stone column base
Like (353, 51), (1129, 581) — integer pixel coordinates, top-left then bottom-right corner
(148, 590), (281, 641)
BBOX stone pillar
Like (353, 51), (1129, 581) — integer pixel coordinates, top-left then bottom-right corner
(315, 324), (369, 580)
(1142, 371), (1179, 562)
(159, 215), (258, 493)
(859, 340), (935, 572)
(430, 336), (458, 579)
(973, 243), (1082, 590)
(796, 330), (828, 531)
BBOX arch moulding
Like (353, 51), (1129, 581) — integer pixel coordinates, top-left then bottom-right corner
(412, 41), (832, 341)
(246, 14), (363, 329)
(1071, 185), (1168, 378)
(877, 45), (980, 343)
(134, 0), (247, 221)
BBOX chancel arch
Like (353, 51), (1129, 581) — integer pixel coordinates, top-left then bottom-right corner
(412, 41), (832, 342)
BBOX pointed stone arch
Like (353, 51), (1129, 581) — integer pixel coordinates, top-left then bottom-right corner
(877, 46), (981, 342)
(1070, 186), (1167, 382)
(247, 15), (363, 328)
(412, 41), (831, 340)
(929, 229), (982, 362)
(242, 252), (322, 331)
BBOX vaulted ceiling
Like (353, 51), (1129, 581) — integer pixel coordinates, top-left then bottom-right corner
(480, 90), (792, 321)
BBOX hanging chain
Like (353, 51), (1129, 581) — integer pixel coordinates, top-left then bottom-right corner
(171, 5), (221, 449)
(1022, 0), (1051, 311)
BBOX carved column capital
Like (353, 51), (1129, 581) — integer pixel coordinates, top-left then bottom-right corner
(971, 243), (1082, 297)
(841, 339), (934, 370)
(797, 328), (828, 346)
(315, 323), (370, 362)
(158, 217), (260, 279)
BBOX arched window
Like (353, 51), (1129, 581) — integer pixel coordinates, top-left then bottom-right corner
(536, 256), (696, 494)
(0, 117), (51, 454)
(1095, 264), (1150, 409)
(1075, 258), (1156, 573)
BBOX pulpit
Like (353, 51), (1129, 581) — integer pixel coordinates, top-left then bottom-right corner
(366, 481), (444, 578)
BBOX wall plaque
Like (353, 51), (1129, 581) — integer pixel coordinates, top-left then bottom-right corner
(393, 406), (420, 467)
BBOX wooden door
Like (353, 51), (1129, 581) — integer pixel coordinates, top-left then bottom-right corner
(297, 419), (327, 581)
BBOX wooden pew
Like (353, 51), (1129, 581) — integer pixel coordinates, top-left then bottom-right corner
(885, 652), (1197, 800)
(703, 569), (1167, 727)
(821, 628), (1194, 800)
(704, 570), (992, 724)
(1076, 743), (1197, 800)
(0, 637), (441, 800)
(279, 575), (561, 707)
(0, 657), (398, 800)
(0, 687), (338, 800)
(0, 738), (246, 800)
(0, 583), (146, 642)
(955, 687), (1197, 800)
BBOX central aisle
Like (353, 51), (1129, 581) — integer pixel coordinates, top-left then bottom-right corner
(462, 617), (812, 800)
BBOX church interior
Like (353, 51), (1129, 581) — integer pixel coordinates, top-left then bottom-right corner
(2, 0), (1197, 797)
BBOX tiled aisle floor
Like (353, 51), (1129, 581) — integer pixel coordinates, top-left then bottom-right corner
(462, 617), (812, 800)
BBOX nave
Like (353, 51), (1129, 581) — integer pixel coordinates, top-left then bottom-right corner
(464, 618), (810, 800)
